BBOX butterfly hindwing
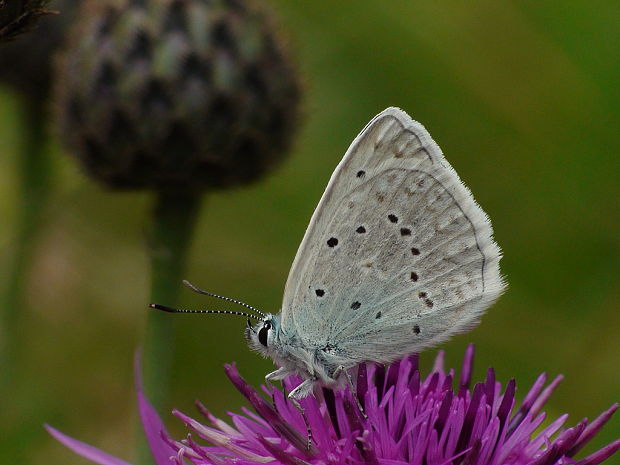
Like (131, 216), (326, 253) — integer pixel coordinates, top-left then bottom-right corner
(281, 108), (504, 365)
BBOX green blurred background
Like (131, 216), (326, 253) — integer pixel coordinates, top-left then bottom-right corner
(1, 1), (619, 464)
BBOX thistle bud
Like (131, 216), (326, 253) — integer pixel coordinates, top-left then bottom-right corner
(0, 0), (52, 43)
(0, 0), (77, 98)
(54, 0), (302, 191)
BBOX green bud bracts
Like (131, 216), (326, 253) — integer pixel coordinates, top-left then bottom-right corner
(54, 0), (302, 190)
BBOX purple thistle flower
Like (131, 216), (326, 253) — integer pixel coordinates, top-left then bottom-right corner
(47, 345), (619, 465)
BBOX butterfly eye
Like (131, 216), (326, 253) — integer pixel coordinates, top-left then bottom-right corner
(258, 321), (271, 347)
(258, 326), (269, 346)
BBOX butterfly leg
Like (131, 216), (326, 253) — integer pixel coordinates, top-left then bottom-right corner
(289, 397), (315, 451)
(288, 378), (315, 399)
(265, 367), (289, 382)
(334, 365), (367, 419)
(287, 379), (316, 451)
(268, 384), (315, 453)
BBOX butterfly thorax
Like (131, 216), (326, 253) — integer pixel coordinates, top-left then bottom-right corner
(246, 313), (349, 390)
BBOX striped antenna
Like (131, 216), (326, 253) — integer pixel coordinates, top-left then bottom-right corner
(149, 304), (260, 320)
(182, 280), (266, 318)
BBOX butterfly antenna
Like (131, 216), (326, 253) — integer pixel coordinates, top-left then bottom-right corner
(149, 304), (261, 320)
(182, 280), (266, 318)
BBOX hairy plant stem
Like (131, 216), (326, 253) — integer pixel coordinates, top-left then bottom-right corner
(139, 190), (202, 465)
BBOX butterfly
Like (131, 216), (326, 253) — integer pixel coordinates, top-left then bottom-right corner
(152, 107), (505, 399)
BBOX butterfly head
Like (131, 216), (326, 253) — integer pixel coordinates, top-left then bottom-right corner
(246, 314), (280, 357)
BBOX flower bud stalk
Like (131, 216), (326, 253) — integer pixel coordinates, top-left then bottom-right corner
(0, 98), (53, 391)
(140, 189), (202, 465)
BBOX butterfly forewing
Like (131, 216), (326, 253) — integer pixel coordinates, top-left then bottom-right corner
(281, 108), (504, 365)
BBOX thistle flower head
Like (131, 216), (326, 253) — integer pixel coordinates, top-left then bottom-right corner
(0, 0), (76, 98)
(53, 0), (302, 190)
(48, 345), (619, 465)
(0, 0), (53, 42)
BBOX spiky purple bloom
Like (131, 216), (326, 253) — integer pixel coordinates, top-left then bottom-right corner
(48, 345), (619, 465)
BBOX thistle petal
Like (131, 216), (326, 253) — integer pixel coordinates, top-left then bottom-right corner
(44, 425), (133, 465)
(134, 352), (177, 465)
